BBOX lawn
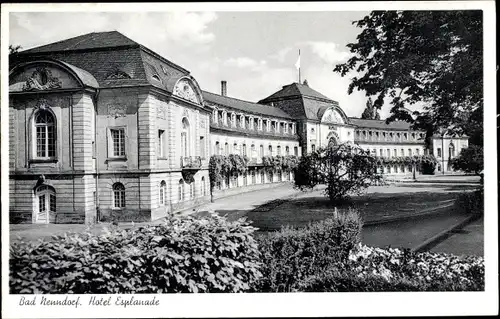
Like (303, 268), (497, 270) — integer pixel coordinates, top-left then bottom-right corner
(246, 183), (477, 231)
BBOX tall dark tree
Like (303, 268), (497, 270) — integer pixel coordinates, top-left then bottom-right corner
(334, 11), (482, 139)
(361, 97), (381, 120)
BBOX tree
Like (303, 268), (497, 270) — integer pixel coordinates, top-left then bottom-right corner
(334, 11), (482, 137)
(9, 44), (22, 55)
(293, 143), (382, 202)
(361, 97), (381, 120)
(450, 145), (483, 175)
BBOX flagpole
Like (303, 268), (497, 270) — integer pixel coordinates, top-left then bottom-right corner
(298, 49), (301, 83)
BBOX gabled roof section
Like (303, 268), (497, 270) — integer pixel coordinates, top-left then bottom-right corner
(21, 31), (139, 54)
(203, 91), (294, 119)
(349, 118), (415, 130)
(13, 31), (191, 92)
(259, 82), (334, 103)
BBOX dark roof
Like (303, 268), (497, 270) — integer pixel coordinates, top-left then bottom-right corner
(258, 82), (340, 120)
(349, 118), (415, 130)
(12, 31), (190, 91)
(202, 91), (294, 119)
(21, 31), (139, 54)
(259, 82), (334, 103)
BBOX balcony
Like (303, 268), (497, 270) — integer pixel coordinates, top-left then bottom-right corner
(180, 156), (202, 169)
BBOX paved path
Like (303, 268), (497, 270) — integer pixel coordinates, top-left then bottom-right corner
(178, 183), (302, 221)
(10, 183), (302, 243)
(430, 217), (484, 257)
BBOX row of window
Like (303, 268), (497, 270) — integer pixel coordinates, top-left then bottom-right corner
(363, 147), (424, 157)
(355, 130), (424, 142)
(112, 178), (207, 208)
(212, 108), (296, 135)
(214, 142), (299, 157)
(31, 109), (206, 162)
(436, 144), (456, 158)
(216, 169), (291, 190)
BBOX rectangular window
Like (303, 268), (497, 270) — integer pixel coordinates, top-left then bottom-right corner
(408, 149), (412, 156)
(39, 194), (46, 212)
(49, 194), (56, 212)
(199, 136), (205, 158)
(294, 147), (298, 156)
(394, 149), (397, 157)
(401, 149), (405, 156)
(110, 128), (126, 157)
(437, 148), (442, 157)
(158, 130), (165, 157)
(416, 149), (420, 155)
(311, 144), (316, 152)
(260, 145), (264, 157)
(277, 146), (281, 156)
(92, 141), (96, 159)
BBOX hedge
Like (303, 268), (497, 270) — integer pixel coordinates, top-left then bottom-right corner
(10, 213), (262, 294)
(255, 209), (363, 292)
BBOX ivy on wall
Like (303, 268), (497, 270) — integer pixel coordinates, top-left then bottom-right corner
(208, 154), (300, 200)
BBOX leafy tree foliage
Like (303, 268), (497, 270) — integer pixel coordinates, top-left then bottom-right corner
(361, 97), (381, 120)
(450, 145), (483, 175)
(9, 44), (22, 55)
(334, 11), (482, 137)
(293, 143), (382, 202)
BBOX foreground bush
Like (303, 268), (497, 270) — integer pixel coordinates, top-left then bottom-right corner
(297, 244), (484, 292)
(256, 209), (362, 292)
(455, 188), (484, 217)
(10, 213), (262, 294)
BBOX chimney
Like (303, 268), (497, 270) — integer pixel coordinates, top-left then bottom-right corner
(221, 80), (227, 96)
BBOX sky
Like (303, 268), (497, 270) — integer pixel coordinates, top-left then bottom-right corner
(8, 11), (394, 118)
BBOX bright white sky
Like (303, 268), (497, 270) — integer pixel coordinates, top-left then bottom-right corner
(9, 11), (396, 118)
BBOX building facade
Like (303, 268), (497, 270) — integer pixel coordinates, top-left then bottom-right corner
(8, 31), (468, 224)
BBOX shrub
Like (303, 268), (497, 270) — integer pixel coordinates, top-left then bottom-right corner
(10, 213), (262, 294)
(451, 145), (483, 175)
(297, 244), (484, 292)
(293, 143), (383, 202)
(255, 209), (362, 292)
(455, 188), (484, 217)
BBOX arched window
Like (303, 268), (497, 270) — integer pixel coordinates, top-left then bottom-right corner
(201, 177), (206, 196)
(181, 118), (190, 158)
(277, 146), (281, 156)
(190, 181), (195, 199)
(260, 171), (265, 183)
(34, 109), (56, 159)
(113, 183), (125, 208)
(285, 146), (290, 155)
(215, 141), (220, 155)
(159, 180), (167, 206)
(242, 144), (247, 156)
(178, 179), (184, 202)
(225, 142), (229, 155)
(251, 171), (256, 184)
(35, 185), (56, 223)
(268, 145), (273, 155)
(251, 144), (256, 158)
(260, 145), (264, 157)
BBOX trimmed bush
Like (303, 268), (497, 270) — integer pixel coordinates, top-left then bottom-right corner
(255, 209), (362, 292)
(455, 188), (484, 217)
(10, 213), (262, 294)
